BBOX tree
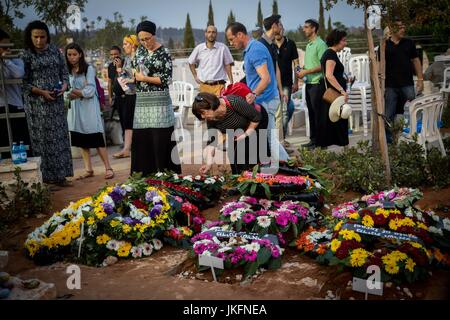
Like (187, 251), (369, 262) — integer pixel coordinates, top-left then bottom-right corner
(140, 15), (148, 22)
(256, 0), (263, 28)
(227, 10), (236, 26)
(30, 0), (88, 33)
(327, 15), (332, 33)
(183, 13), (195, 49)
(0, 0), (29, 28)
(272, 0), (279, 15)
(129, 18), (136, 29)
(333, 21), (348, 33)
(207, 0), (214, 26)
(96, 16), (102, 28)
(318, 0), (326, 39)
(168, 37), (175, 49)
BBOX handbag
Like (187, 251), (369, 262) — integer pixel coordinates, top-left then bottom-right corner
(322, 67), (342, 105)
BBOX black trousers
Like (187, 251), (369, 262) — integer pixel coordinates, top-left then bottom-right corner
(305, 82), (325, 144)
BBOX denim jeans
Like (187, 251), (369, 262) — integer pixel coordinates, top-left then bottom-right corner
(281, 86), (295, 137)
(385, 86), (416, 143)
(261, 98), (289, 161)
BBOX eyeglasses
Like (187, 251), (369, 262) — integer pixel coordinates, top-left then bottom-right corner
(139, 36), (152, 43)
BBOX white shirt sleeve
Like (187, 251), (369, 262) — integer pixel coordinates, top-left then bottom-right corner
(188, 45), (200, 65)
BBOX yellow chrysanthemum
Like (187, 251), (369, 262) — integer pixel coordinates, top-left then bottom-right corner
(330, 239), (341, 252)
(389, 219), (399, 230)
(110, 220), (121, 228)
(390, 250), (408, 261)
(348, 212), (360, 220)
(385, 263), (400, 274)
(400, 218), (416, 227)
(417, 222), (428, 230)
(94, 206), (107, 220)
(375, 208), (390, 218)
(405, 258), (416, 272)
(96, 234), (111, 245)
(409, 241), (422, 249)
(350, 248), (371, 267)
(334, 221), (344, 231)
(182, 227), (193, 237)
(57, 232), (72, 246)
(25, 240), (40, 257)
(117, 242), (132, 257)
(87, 217), (96, 225)
(122, 224), (132, 233)
(362, 215), (374, 227)
(339, 229), (361, 242)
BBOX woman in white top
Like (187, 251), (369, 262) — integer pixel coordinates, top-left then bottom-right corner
(65, 43), (114, 179)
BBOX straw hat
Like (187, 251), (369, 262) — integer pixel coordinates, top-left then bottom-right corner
(329, 96), (352, 122)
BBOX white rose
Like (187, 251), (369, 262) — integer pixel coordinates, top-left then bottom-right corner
(195, 175), (202, 180)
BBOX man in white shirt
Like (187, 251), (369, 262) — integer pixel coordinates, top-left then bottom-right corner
(188, 25), (234, 96)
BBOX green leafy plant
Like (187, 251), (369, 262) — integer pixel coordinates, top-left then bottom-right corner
(0, 167), (52, 231)
(425, 147), (450, 188)
(335, 141), (388, 193)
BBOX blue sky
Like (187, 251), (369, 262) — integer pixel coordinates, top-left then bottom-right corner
(15, 0), (364, 31)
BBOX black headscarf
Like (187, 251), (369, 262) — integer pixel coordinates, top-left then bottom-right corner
(136, 20), (156, 35)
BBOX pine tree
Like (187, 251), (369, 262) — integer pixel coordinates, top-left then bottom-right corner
(227, 10), (236, 26)
(207, 0), (215, 26)
(272, 0), (279, 15)
(256, 0), (263, 28)
(327, 15), (332, 34)
(183, 13), (195, 49)
(318, 0), (326, 39)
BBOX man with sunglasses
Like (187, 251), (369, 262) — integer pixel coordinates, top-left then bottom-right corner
(384, 19), (424, 143)
(188, 25), (234, 96)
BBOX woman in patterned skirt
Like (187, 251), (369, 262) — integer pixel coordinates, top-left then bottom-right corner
(130, 21), (181, 176)
(22, 21), (73, 186)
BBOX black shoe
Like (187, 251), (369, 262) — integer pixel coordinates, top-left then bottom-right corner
(302, 141), (316, 148)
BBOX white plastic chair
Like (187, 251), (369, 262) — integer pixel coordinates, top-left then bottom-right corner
(441, 67), (450, 94)
(337, 47), (352, 74)
(401, 93), (446, 156)
(348, 85), (372, 137)
(171, 81), (194, 141)
(288, 85), (310, 137)
(226, 61), (245, 86)
(349, 55), (370, 87)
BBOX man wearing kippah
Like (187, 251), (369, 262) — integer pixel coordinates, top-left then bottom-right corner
(188, 25), (234, 96)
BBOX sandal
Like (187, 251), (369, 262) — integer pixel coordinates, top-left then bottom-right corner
(113, 152), (130, 159)
(76, 170), (94, 180)
(105, 168), (115, 179)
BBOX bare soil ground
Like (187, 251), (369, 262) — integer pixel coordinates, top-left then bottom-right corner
(1, 160), (449, 300)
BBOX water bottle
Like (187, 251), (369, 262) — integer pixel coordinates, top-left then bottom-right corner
(403, 101), (411, 133)
(19, 141), (27, 164)
(11, 142), (21, 165)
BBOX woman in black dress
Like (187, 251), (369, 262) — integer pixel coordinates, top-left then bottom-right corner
(192, 92), (270, 175)
(317, 29), (349, 148)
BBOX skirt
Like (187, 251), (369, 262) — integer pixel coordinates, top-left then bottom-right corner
(70, 131), (106, 148)
(131, 91), (180, 176)
(131, 127), (181, 176)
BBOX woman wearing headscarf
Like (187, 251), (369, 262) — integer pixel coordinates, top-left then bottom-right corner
(113, 34), (139, 159)
(22, 20), (73, 187)
(130, 21), (181, 176)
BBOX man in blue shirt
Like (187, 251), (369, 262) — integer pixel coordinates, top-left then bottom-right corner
(225, 22), (289, 162)
(0, 28), (31, 159)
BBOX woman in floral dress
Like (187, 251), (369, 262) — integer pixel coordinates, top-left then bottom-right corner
(22, 20), (73, 186)
(131, 21), (181, 176)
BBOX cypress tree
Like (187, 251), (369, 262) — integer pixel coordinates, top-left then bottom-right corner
(272, 0), (279, 15)
(207, 0), (215, 26)
(183, 13), (195, 49)
(256, 1), (263, 28)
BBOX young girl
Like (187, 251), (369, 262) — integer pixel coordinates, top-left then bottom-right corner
(65, 43), (114, 179)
